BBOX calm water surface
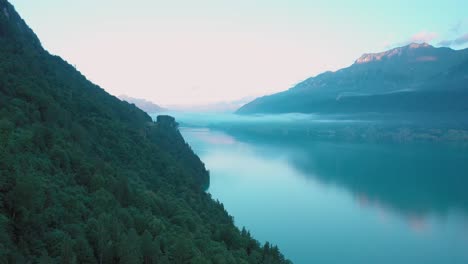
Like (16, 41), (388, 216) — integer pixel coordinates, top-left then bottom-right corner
(175, 116), (468, 264)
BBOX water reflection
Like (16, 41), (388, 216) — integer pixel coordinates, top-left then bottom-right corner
(276, 140), (468, 217)
(187, 128), (236, 145)
(187, 126), (468, 221)
(180, 126), (468, 264)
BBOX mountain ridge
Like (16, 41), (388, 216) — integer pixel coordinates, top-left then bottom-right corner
(0, 0), (291, 262)
(118, 95), (166, 114)
(355, 43), (437, 64)
(237, 43), (468, 114)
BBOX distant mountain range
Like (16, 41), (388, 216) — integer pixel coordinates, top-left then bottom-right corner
(167, 96), (256, 113)
(237, 43), (468, 114)
(118, 95), (166, 113)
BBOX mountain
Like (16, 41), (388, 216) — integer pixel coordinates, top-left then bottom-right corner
(168, 96), (256, 113)
(118, 95), (166, 114)
(0, 1), (290, 263)
(237, 43), (468, 114)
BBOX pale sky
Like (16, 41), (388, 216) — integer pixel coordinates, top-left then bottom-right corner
(9, 0), (468, 106)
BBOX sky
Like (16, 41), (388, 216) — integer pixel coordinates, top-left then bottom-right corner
(9, 0), (468, 106)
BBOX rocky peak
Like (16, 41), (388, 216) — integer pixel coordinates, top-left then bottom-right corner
(408, 42), (431, 49)
(355, 43), (434, 64)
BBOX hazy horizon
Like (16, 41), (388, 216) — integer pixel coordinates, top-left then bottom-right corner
(10, 0), (468, 106)
(2, 1), (468, 262)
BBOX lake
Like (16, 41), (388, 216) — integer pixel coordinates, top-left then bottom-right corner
(167, 112), (468, 264)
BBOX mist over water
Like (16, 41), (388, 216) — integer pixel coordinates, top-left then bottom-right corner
(156, 112), (468, 264)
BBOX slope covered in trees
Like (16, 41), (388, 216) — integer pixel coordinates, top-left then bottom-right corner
(0, 1), (290, 263)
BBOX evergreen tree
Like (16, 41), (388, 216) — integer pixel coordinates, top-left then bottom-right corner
(0, 0), (291, 263)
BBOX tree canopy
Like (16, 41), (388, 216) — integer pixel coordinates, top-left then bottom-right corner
(0, 0), (291, 263)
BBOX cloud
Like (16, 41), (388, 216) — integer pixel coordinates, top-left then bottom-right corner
(437, 33), (468, 47)
(450, 21), (462, 33)
(437, 39), (453, 46)
(409, 31), (439, 43)
(454, 33), (468, 45)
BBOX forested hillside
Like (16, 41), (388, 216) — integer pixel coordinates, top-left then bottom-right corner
(0, 0), (290, 263)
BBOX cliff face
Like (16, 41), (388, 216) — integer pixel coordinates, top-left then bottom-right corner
(0, 0), (42, 51)
(237, 43), (468, 114)
(0, 1), (290, 263)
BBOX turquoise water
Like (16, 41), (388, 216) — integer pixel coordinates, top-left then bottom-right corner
(168, 113), (468, 264)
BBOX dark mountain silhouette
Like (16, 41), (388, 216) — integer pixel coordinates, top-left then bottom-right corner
(237, 43), (468, 114)
(0, 0), (290, 262)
